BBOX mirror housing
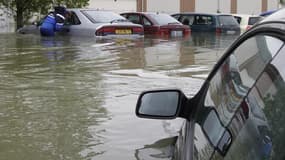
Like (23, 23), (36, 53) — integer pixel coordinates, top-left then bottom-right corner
(135, 89), (188, 119)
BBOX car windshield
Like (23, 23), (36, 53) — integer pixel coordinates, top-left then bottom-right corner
(248, 17), (261, 25)
(218, 15), (239, 26)
(82, 10), (127, 23)
(148, 13), (180, 25)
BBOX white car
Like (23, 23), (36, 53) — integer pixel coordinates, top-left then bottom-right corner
(18, 9), (144, 38)
(232, 14), (262, 33)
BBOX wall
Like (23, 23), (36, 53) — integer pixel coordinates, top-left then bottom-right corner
(88, 0), (136, 13)
(89, 0), (280, 14)
(267, 0), (279, 11)
(237, 0), (261, 14)
(196, 0), (231, 13)
(147, 0), (179, 14)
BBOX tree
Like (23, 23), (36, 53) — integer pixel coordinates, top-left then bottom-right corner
(0, 0), (89, 30)
(264, 81), (285, 159)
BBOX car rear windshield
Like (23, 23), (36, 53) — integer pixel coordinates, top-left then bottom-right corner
(218, 15), (239, 26)
(147, 13), (181, 25)
(248, 17), (261, 25)
(82, 10), (127, 23)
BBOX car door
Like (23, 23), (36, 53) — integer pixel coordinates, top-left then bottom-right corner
(191, 15), (215, 32)
(58, 11), (82, 36)
(179, 15), (194, 26)
(193, 29), (285, 159)
(122, 13), (141, 25)
(141, 15), (154, 35)
(122, 13), (153, 34)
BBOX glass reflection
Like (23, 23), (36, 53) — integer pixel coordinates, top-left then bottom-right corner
(220, 46), (285, 159)
(203, 110), (225, 146)
(139, 91), (179, 116)
(204, 35), (283, 125)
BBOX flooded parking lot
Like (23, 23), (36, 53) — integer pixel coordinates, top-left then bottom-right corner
(0, 33), (239, 160)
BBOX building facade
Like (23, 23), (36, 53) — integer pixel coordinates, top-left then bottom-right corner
(88, 0), (279, 15)
(137, 0), (279, 14)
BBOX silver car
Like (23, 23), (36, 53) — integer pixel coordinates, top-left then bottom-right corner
(18, 9), (144, 38)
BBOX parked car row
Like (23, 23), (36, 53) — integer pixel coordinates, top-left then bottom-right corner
(18, 9), (190, 38)
(18, 9), (263, 38)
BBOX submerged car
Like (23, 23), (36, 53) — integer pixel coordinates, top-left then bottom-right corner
(18, 9), (144, 37)
(120, 12), (190, 38)
(259, 9), (279, 17)
(171, 13), (240, 35)
(136, 8), (285, 160)
(232, 14), (263, 32)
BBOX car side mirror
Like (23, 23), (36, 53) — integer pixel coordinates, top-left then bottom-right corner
(136, 89), (188, 119)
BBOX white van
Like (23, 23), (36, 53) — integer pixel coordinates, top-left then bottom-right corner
(232, 14), (263, 33)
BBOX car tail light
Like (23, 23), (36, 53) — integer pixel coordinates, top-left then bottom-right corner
(96, 27), (115, 36)
(216, 28), (222, 34)
(184, 28), (191, 36)
(132, 27), (144, 35)
(158, 28), (169, 36)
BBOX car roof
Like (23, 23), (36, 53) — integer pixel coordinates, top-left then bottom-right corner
(171, 12), (233, 16)
(67, 8), (116, 12)
(259, 9), (279, 16)
(259, 8), (285, 23)
(121, 12), (168, 15)
(232, 14), (261, 18)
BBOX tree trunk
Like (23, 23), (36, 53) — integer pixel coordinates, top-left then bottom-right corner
(16, 0), (24, 30)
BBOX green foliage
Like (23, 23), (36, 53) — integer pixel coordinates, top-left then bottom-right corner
(264, 84), (285, 160)
(0, 0), (89, 29)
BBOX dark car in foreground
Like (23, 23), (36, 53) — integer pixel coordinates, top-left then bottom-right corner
(18, 9), (144, 38)
(136, 8), (285, 160)
(171, 13), (240, 35)
(120, 12), (190, 38)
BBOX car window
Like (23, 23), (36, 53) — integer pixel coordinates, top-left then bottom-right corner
(205, 35), (283, 125)
(222, 45), (285, 160)
(126, 14), (140, 24)
(66, 11), (81, 25)
(142, 16), (152, 26)
(147, 13), (180, 25)
(196, 35), (284, 158)
(193, 15), (213, 25)
(172, 14), (180, 20)
(233, 16), (241, 24)
(218, 15), (239, 26)
(82, 10), (126, 23)
(248, 17), (261, 25)
(180, 15), (194, 25)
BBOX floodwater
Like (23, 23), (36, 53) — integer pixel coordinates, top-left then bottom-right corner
(0, 33), (239, 160)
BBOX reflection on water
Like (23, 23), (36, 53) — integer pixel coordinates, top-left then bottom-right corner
(0, 33), (238, 159)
